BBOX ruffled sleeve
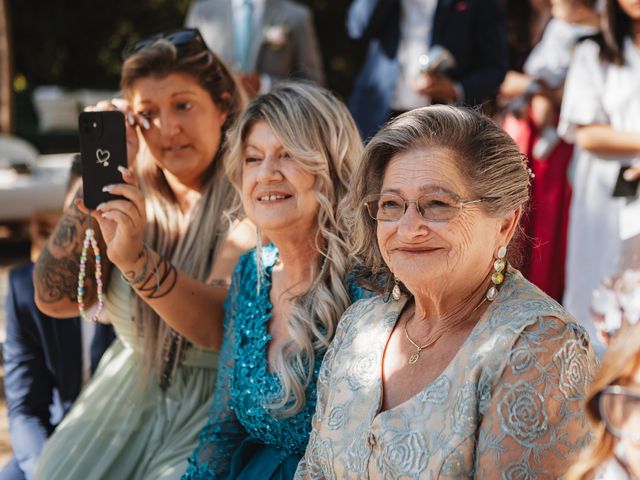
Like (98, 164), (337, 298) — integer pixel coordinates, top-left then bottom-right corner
(558, 39), (609, 142)
(472, 317), (597, 478)
(182, 256), (250, 479)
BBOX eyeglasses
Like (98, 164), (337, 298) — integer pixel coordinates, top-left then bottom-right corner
(122, 28), (207, 59)
(597, 385), (640, 443)
(363, 192), (485, 222)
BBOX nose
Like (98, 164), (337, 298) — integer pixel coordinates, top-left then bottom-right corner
(256, 156), (284, 183)
(155, 110), (180, 137)
(395, 201), (429, 238)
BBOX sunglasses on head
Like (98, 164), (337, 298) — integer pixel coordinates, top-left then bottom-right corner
(594, 385), (640, 444)
(122, 28), (207, 59)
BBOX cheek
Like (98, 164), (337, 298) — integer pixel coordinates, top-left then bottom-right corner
(376, 224), (393, 263)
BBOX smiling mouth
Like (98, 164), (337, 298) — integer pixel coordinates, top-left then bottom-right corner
(163, 145), (190, 152)
(394, 247), (441, 253)
(257, 194), (292, 202)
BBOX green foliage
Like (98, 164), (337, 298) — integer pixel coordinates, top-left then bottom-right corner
(9, 0), (365, 96)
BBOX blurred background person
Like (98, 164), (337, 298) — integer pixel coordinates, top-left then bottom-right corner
(567, 321), (640, 480)
(0, 155), (115, 480)
(32, 30), (253, 480)
(183, 82), (366, 480)
(500, 0), (600, 302)
(558, 0), (640, 353)
(186, 0), (325, 97)
(346, 0), (508, 141)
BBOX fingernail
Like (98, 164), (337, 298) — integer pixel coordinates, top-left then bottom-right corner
(117, 165), (130, 175)
(102, 185), (112, 192)
(624, 169), (635, 181)
(142, 118), (150, 130)
(96, 203), (105, 211)
(127, 112), (135, 126)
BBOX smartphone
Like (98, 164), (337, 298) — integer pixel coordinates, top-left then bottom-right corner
(612, 165), (640, 198)
(78, 110), (128, 210)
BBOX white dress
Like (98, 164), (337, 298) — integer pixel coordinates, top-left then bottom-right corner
(559, 38), (640, 351)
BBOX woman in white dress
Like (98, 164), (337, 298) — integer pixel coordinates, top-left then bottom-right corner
(559, 0), (640, 351)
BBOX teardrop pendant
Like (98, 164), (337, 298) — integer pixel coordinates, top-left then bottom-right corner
(392, 283), (401, 301)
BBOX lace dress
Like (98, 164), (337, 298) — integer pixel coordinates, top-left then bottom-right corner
(296, 269), (598, 479)
(183, 245), (366, 479)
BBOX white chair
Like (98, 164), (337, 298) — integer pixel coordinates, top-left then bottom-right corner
(0, 134), (39, 170)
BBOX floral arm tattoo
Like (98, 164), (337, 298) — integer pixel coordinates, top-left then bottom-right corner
(33, 188), (109, 305)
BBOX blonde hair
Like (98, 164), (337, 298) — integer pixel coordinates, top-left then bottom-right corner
(348, 105), (531, 295)
(225, 82), (363, 416)
(120, 39), (245, 388)
(566, 322), (640, 479)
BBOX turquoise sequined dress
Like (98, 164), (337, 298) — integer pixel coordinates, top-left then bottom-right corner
(183, 245), (366, 479)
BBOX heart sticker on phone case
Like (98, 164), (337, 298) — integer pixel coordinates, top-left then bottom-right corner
(96, 148), (111, 167)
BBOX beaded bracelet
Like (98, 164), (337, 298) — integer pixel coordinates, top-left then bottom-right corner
(77, 213), (104, 323)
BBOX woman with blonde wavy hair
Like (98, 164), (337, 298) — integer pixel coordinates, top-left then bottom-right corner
(33, 29), (254, 479)
(183, 82), (367, 480)
(567, 321), (640, 480)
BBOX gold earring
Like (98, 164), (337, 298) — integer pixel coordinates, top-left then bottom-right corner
(486, 245), (507, 301)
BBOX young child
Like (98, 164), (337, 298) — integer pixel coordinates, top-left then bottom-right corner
(510, 0), (600, 158)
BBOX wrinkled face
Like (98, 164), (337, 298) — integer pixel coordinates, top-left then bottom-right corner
(241, 121), (319, 237)
(130, 72), (227, 190)
(376, 147), (510, 296)
(619, 0), (640, 20)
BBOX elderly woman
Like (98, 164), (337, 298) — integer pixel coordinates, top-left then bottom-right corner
(296, 105), (597, 478)
(183, 83), (366, 479)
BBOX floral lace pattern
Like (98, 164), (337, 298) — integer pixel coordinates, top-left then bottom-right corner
(296, 269), (597, 479)
(183, 245), (365, 479)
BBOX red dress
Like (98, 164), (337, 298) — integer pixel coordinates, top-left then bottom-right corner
(503, 112), (573, 302)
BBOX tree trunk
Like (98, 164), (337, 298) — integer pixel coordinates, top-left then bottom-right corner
(0, 0), (13, 134)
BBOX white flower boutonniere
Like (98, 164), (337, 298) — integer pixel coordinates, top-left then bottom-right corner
(263, 23), (289, 50)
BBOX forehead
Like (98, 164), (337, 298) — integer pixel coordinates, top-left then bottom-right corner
(130, 72), (205, 103)
(381, 146), (469, 194)
(244, 121), (283, 149)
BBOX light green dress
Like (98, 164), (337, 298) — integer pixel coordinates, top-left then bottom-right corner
(34, 273), (219, 480)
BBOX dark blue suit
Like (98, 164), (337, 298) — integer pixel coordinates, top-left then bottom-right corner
(347, 0), (508, 140)
(0, 262), (115, 480)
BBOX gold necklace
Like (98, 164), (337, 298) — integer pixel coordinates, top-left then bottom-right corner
(403, 296), (487, 365)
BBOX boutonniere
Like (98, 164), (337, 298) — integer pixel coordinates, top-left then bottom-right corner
(263, 23), (289, 50)
(455, 1), (468, 12)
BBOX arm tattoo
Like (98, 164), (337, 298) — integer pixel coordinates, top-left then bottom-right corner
(133, 254), (178, 299)
(34, 188), (109, 305)
(34, 249), (86, 304)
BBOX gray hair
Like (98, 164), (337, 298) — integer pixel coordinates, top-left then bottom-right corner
(349, 105), (531, 294)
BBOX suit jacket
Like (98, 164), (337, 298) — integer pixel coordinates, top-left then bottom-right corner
(186, 0), (325, 85)
(347, 0), (508, 140)
(1, 262), (115, 480)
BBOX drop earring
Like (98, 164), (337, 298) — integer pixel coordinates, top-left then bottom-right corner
(392, 275), (401, 301)
(486, 245), (507, 301)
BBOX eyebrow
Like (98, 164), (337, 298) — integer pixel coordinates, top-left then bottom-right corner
(136, 91), (198, 104)
(381, 185), (458, 195)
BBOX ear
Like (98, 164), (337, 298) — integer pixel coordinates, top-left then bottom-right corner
(498, 207), (521, 246)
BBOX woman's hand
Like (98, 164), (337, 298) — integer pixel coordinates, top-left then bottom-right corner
(75, 167), (146, 274)
(86, 99), (149, 168)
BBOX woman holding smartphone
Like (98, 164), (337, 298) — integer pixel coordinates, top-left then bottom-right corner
(559, 0), (640, 351)
(32, 29), (253, 479)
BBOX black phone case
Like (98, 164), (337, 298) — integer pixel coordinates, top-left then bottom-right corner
(78, 111), (128, 209)
(612, 165), (640, 198)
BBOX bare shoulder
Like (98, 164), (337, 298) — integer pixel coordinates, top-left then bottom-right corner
(207, 217), (256, 285)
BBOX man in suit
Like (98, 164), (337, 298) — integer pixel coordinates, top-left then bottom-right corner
(347, 0), (508, 140)
(186, 0), (325, 96)
(0, 263), (115, 480)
